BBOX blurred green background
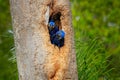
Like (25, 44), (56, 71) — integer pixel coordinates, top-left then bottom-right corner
(0, 0), (120, 80)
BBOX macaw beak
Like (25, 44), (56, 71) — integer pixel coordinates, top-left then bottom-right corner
(48, 25), (55, 31)
(56, 34), (62, 40)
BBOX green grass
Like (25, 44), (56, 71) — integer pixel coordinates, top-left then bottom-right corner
(75, 35), (111, 80)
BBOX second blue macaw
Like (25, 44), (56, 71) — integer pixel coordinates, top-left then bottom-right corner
(51, 30), (65, 47)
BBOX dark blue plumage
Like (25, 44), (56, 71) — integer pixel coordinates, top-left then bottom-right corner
(51, 30), (65, 47)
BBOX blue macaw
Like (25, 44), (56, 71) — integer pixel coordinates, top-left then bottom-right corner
(48, 19), (59, 36)
(51, 30), (65, 47)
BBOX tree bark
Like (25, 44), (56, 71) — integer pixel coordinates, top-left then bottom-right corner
(10, 0), (78, 80)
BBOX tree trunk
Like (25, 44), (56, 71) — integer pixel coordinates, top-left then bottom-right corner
(10, 0), (78, 80)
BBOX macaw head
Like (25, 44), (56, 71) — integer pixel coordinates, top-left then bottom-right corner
(48, 20), (55, 31)
(55, 30), (65, 40)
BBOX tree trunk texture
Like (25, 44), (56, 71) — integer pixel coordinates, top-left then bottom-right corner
(10, 0), (78, 80)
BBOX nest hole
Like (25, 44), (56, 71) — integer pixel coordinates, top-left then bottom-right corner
(48, 12), (65, 48)
(49, 12), (62, 29)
